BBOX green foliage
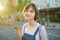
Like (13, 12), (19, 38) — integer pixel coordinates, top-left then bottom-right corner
(0, 0), (29, 15)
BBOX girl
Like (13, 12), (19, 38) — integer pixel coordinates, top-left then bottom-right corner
(15, 3), (48, 40)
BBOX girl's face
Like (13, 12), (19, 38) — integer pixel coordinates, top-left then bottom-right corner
(24, 7), (35, 21)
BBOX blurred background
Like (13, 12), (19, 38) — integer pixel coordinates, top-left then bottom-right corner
(0, 0), (60, 40)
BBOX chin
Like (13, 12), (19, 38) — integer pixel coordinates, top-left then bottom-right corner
(26, 19), (31, 20)
(25, 18), (31, 20)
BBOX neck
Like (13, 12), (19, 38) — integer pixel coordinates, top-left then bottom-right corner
(27, 20), (36, 27)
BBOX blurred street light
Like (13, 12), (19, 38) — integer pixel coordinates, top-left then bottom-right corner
(38, 7), (40, 10)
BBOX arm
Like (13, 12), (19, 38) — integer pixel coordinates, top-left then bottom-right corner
(14, 26), (22, 40)
(40, 26), (48, 40)
(14, 23), (26, 40)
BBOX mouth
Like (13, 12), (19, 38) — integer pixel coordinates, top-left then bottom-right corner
(25, 15), (30, 17)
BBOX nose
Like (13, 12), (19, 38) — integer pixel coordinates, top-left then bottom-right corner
(26, 12), (30, 15)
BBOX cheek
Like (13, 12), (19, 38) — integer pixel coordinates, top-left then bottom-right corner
(31, 13), (35, 17)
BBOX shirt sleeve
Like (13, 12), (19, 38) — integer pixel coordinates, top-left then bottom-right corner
(40, 26), (48, 40)
(22, 23), (27, 36)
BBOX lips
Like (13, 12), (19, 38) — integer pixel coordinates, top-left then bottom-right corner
(25, 15), (30, 17)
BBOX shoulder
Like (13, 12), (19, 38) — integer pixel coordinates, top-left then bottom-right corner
(22, 23), (27, 32)
(38, 23), (46, 33)
(23, 23), (27, 27)
(22, 23), (27, 29)
(37, 22), (45, 30)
